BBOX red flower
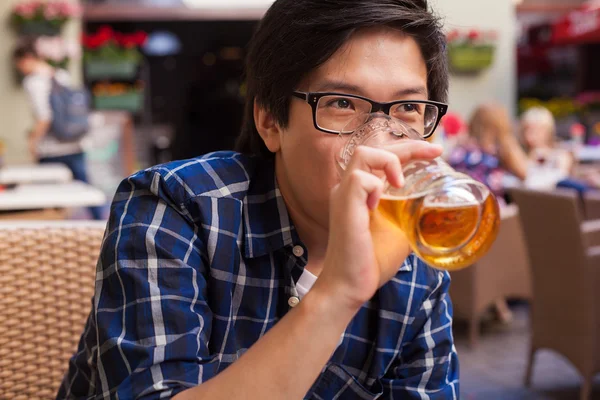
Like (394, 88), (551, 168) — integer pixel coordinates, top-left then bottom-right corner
(96, 25), (114, 43)
(468, 29), (480, 41)
(82, 31), (111, 50)
(446, 29), (460, 43)
(113, 31), (125, 47)
(82, 33), (95, 49)
(133, 31), (148, 47)
(441, 112), (465, 137)
(83, 26), (148, 50)
(123, 37), (137, 49)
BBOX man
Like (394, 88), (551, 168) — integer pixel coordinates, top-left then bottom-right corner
(13, 42), (103, 220)
(58, 0), (458, 398)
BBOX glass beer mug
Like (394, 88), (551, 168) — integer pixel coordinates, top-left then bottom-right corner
(337, 114), (500, 271)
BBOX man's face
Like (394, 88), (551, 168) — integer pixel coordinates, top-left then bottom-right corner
(273, 27), (428, 229)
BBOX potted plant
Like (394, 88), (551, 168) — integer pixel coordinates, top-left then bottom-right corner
(576, 92), (600, 113)
(83, 26), (148, 79)
(576, 92), (600, 143)
(11, 1), (81, 36)
(92, 81), (145, 112)
(446, 29), (497, 74)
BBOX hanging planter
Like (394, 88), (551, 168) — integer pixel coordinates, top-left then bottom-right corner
(19, 20), (61, 36)
(94, 92), (143, 112)
(85, 60), (138, 80)
(11, 1), (81, 36)
(82, 26), (148, 79)
(446, 29), (498, 75)
(448, 45), (495, 74)
(92, 82), (144, 112)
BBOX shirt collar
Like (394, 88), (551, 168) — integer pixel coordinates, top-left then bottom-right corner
(241, 157), (414, 273)
(242, 157), (299, 259)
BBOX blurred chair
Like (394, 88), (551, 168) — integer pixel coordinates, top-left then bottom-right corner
(511, 188), (600, 400)
(583, 191), (600, 221)
(0, 221), (106, 400)
(450, 204), (532, 347)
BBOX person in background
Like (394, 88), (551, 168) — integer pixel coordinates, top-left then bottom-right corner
(12, 41), (103, 220)
(520, 107), (576, 191)
(449, 103), (528, 205)
(448, 103), (528, 324)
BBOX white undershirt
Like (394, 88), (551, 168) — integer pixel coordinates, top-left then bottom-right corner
(296, 268), (318, 300)
(296, 268), (345, 347)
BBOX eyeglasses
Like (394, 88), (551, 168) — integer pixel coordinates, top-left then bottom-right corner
(292, 91), (448, 139)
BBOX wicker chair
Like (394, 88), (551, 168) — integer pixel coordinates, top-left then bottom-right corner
(583, 191), (600, 221)
(449, 204), (532, 347)
(511, 188), (600, 400)
(0, 221), (106, 400)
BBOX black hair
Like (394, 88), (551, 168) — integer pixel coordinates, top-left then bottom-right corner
(12, 39), (39, 61)
(235, 0), (448, 157)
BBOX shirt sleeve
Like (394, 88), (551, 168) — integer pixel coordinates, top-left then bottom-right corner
(57, 169), (220, 400)
(381, 270), (460, 399)
(23, 75), (53, 121)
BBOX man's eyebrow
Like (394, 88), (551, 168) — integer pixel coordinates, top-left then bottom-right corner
(312, 80), (365, 95)
(312, 80), (428, 99)
(393, 86), (428, 98)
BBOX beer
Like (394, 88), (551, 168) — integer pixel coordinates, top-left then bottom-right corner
(336, 113), (501, 271)
(371, 192), (500, 270)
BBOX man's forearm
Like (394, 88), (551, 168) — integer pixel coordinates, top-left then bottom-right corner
(173, 281), (358, 400)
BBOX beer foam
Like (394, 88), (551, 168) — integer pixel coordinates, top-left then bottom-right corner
(380, 191), (490, 207)
(380, 193), (422, 201)
(422, 199), (482, 209)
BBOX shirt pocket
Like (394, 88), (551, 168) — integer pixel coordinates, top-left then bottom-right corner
(306, 363), (383, 400)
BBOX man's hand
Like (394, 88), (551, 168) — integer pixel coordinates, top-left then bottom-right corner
(316, 140), (443, 311)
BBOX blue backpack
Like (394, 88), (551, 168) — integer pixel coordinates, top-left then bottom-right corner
(49, 78), (91, 142)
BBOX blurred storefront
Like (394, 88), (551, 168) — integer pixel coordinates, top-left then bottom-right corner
(518, 0), (600, 142)
(81, 0), (272, 165)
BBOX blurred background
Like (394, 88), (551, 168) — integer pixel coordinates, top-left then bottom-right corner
(1, 0), (600, 399)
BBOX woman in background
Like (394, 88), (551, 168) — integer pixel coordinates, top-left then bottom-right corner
(448, 103), (528, 324)
(449, 103), (528, 205)
(521, 107), (575, 190)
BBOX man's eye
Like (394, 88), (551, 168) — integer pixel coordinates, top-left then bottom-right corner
(326, 98), (354, 109)
(400, 103), (418, 113)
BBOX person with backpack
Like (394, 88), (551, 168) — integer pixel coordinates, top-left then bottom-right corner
(13, 41), (103, 220)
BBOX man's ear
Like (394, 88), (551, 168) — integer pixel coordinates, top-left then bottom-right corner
(254, 100), (282, 153)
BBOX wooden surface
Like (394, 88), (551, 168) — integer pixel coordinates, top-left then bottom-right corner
(0, 208), (68, 221)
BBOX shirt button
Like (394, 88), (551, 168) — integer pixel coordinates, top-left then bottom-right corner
(288, 296), (300, 308)
(293, 245), (305, 257)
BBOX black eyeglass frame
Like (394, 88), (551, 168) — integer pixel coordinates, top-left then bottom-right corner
(292, 91), (449, 138)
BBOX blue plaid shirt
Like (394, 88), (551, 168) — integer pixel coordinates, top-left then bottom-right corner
(58, 151), (459, 400)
